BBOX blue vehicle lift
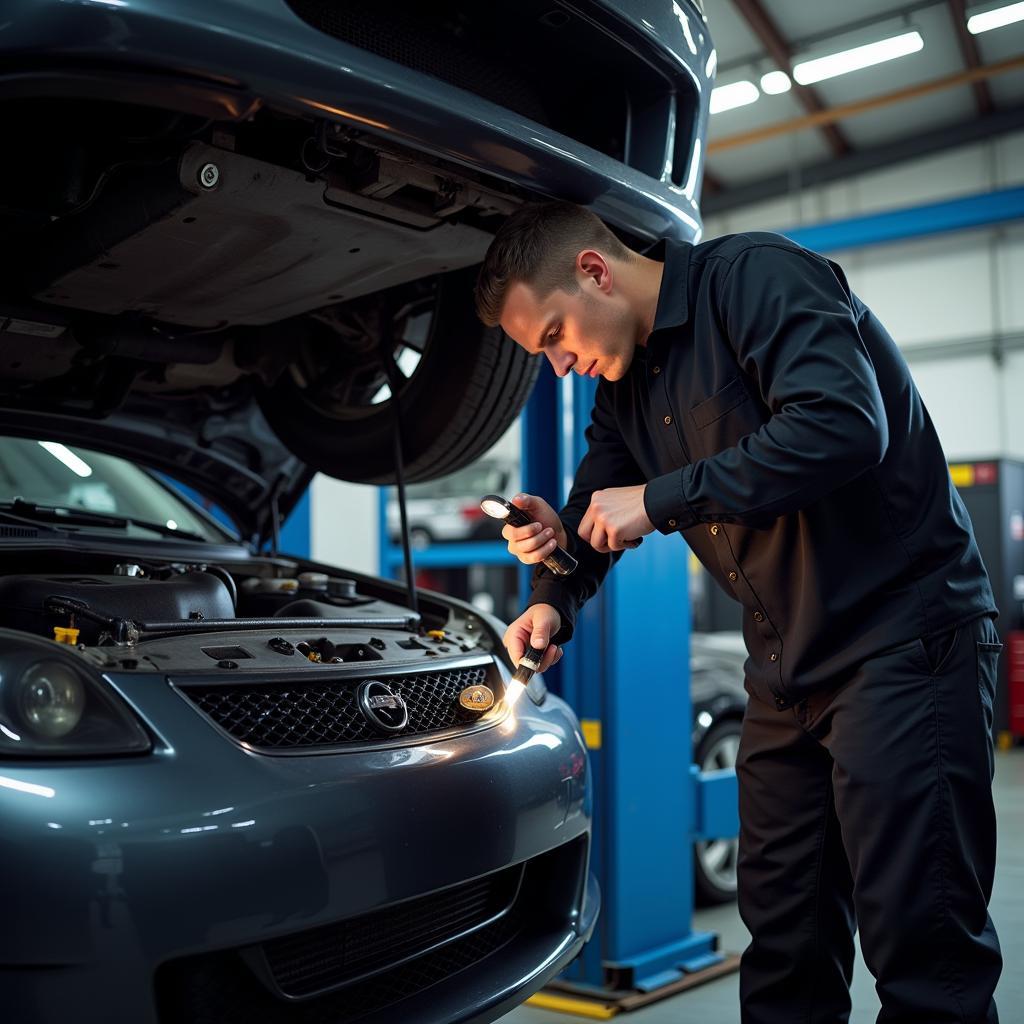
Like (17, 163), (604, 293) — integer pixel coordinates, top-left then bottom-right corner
(379, 368), (740, 1006)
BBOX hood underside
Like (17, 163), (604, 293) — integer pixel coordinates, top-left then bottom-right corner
(0, 394), (313, 544)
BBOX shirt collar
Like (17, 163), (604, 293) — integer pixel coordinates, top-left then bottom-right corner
(648, 238), (691, 334)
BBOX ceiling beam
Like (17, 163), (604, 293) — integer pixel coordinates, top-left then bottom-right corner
(702, 105), (1024, 215)
(947, 0), (995, 115)
(707, 55), (1024, 154)
(731, 0), (852, 158)
(718, 0), (941, 76)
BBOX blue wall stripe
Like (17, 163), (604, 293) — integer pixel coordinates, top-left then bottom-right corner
(778, 185), (1024, 253)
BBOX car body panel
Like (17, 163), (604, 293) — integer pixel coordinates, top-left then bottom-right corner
(0, 0), (711, 244)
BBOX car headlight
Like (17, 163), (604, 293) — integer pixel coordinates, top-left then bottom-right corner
(19, 662), (86, 738)
(0, 634), (150, 757)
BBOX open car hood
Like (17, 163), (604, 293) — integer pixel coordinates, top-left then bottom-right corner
(0, 391), (313, 546)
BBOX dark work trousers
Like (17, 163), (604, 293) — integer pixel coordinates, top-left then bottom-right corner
(737, 614), (1003, 1024)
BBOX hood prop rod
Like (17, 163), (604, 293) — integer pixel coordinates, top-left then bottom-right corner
(380, 324), (419, 620)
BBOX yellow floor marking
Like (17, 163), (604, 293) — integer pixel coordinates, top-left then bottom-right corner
(526, 992), (618, 1019)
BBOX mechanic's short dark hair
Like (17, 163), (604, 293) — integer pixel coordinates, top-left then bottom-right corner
(474, 201), (634, 326)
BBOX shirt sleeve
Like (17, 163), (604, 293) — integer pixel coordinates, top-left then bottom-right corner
(643, 243), (889, 532)
(528, 378), (646, 643)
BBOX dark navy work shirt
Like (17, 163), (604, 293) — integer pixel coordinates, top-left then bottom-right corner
(528, 233), (996, 709)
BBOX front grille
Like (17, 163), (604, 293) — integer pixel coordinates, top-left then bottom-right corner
(263, 863), (523, 997)
(179, 665), (496, 750)
(285, 0), (679, 174)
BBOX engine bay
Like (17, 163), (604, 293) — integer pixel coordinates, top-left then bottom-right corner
(0, 551), (496, 676)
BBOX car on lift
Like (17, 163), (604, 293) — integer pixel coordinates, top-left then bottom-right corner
(691, 632), (747, 905)
(0, 0), (714, 1020)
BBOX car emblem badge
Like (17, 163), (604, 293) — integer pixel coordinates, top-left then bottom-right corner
(357, 680), (409, 733)
(459, 685), (495, 712)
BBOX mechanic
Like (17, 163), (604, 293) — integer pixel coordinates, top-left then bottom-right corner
(474, 201), (1002, 1023)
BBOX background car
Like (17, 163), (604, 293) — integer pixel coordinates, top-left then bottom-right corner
(690, 631), (747, 905)
(386, 459), (520, 549)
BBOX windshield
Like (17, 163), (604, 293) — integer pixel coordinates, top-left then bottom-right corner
(0, 438), (232, 543)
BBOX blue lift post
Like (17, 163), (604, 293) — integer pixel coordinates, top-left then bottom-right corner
(521, 371), (739, 996)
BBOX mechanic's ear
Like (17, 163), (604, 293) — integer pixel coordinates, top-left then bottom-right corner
(576, 249), (612, 294)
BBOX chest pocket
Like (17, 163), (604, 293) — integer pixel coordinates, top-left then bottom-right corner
(689, 375), (764, 457)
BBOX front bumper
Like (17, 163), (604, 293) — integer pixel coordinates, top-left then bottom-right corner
(0, 670), (596, 1023)
(0, 0), (709, 244)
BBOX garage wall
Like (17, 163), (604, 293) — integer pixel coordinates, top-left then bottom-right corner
(703, 128), (1024, 461)
(310, 475), (379, 573)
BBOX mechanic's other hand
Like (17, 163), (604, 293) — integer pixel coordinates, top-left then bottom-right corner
(501, 493), (568, 566)
(504, 603), (564, 673)
(578, 484), (655, 553)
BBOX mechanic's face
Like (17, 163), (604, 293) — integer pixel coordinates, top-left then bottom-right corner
(499, 252), (642, 382)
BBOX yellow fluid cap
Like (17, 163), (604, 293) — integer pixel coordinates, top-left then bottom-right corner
(426, 629), (446, 639)
(53, 626), (80, 645)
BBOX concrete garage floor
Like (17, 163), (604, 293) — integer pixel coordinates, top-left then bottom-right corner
(501, 748), (1024, 1024)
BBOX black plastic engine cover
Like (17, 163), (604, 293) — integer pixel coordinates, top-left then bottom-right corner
(0, 572), (234, 643)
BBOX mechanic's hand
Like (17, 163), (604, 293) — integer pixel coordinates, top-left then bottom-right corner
(578, 484), (655, 553)
(501, 493), (568, 566)
(504, 603), (564, 673)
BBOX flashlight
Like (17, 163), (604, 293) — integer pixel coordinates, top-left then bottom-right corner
(480, 494), (577, 577)
(505, 644), (546, 710)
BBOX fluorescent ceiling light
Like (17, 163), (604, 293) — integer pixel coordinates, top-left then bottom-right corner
(38, 441), (92, 478)
(710, 80), (759, 114)
(793, 30), (924, 85)
(761, 70), (792, 94)
(968, 2), (1024, 33)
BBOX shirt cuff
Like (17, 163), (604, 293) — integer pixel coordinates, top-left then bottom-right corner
(644, 469), (699, 534)
(526, 581), (575, 645)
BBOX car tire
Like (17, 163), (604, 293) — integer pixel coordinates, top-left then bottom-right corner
(257, 268), (539, 485)
(408, 527), (433, 550)
(694, 718), (741, 906)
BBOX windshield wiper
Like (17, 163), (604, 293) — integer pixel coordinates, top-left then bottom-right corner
(0, 499), (208, 543)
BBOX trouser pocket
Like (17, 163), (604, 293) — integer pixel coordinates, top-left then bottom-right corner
(977, 638), (1001, 779)
(919, 624), (960, 676)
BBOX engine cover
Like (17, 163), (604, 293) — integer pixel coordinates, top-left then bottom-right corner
(0, 572), (234, 643)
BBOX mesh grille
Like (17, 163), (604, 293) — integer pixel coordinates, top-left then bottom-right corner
(180, 665), (494, 749)
(281, 0), (668, 166)
(154, 838), (586, 1024)
(264, 863), (523, 997)
(157, 902), (523, 1024)
(285, 0), (550, 125)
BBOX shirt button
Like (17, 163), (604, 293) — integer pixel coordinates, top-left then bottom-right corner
(728, 571), (738, 582)
(668, 519), (677, 528)
(753, 611), (764, 622)
(770, 652), (778, 662)
(653, 366), (661, 375)
(663, 415), (672, 425)
(710, 524), (719, 536)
